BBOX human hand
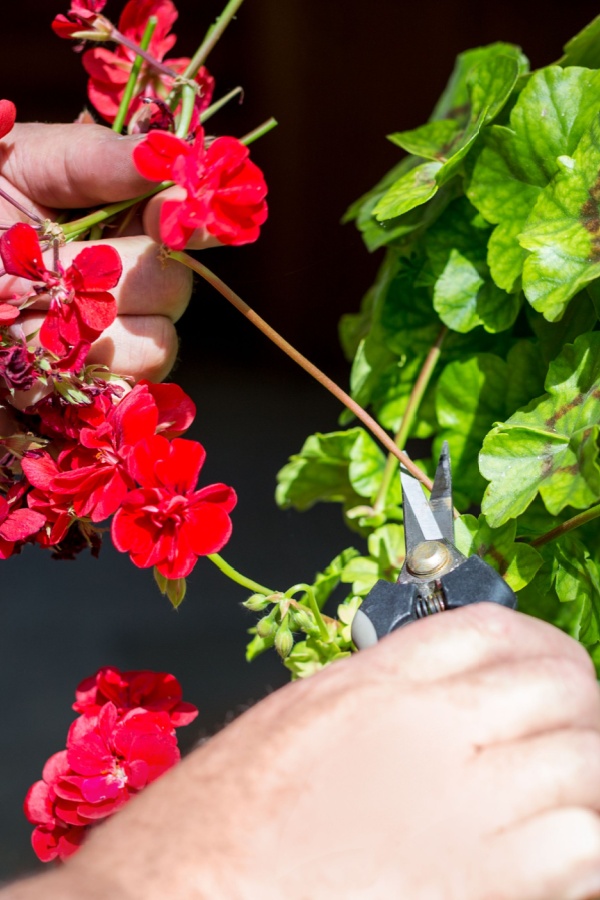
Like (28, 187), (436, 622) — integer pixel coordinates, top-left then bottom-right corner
(0, 121), (206, 389)
(16, 604), (600, 900)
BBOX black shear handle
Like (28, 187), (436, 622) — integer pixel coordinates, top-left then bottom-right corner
(351, 556), (517, 650)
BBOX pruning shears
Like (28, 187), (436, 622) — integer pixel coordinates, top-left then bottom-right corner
(351, 442), (517, 650)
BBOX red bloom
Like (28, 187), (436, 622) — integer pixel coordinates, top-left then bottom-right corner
(111, 435), (236, 579)
(73, 667), (198, 727)
(82, 0), (214, 125)
(22, 453), (78, 547)
(0, 224), (122, 364)
(25, 751), (86, 863)
(52, 0), (110, 41)
(50, 383), (159, 522)
(54, 704), (178, 822)
(133, 128), (268, 249)
(0, 343), (37, 391)
(0, 100), (16, 140)
(0, 487), (45, 559)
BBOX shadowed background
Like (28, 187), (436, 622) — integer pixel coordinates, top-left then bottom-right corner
(0, 0), (598, 880)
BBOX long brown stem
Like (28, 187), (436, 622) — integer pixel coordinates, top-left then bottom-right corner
(531, 503), (600, 548)
(168, 250), (434, 491)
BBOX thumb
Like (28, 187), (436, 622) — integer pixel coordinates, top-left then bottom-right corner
(0, 122), (152, 209)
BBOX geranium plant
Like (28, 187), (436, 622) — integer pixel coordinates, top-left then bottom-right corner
(4, 0), (600, 865)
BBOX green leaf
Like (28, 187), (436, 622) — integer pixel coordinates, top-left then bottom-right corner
(275, 428), (386, 514)
(454, 514), (543, 591)
(387, 119), (460, 160)
(372, 161), (442, 221)
(519, 112), (600, 320)
(559, 15), (600, 68)
(340, 556), (380, 595)
(374, 51), (522, 222)
(310, 547), (360, 610)
(481, 332), (600, 525)
(526, 289), (598, 364)
(426, 197), (520, 333)
(468, 67), (600, 294)
(435, 353), (509, 504)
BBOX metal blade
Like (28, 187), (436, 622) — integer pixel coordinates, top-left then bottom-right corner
(429, 440), (454, 543)
(401, 466), (443, 554)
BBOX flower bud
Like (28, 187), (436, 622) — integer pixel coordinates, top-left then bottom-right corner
(289, 607), (317, 634)
(256, 610), (278, 638)
(243, 593), (270, 612)
(275, 623), (294, 658)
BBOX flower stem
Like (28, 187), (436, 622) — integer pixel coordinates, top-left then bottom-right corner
(110, 26), (177, 78)
(285, 583), (330, 641)
(240, 118), (278, 147)
(530, 503), (600, 548)
(373, 327), (447, 513)
(200, 87), (243, 124)
(208, 552), (276, 595)
(168, 251), (435, 492)
(61, 182), (172, 240)
(112, 16), (157, 134)
(182, 0), (246, 80)
(175, 82), (198, 139)
(0, 187), (43, 224)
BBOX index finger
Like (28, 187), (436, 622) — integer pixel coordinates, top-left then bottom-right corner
(360, 603), (595, 685)
(0, 123), (151, 209)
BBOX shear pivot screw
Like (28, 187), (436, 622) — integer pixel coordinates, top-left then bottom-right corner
(406, 541), (451, 577)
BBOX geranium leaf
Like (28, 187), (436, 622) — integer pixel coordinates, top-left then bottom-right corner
(480, 332), (600, 525)
(519, 111), (600, 320)
(435, 353), (508, 504)
(454, 514), (543, 591)
(374, 50), (522, 222)
(468, 67), (600, 296)
(559, 15), (600, 68)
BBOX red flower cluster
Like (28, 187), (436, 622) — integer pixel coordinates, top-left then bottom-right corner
(25, 667), (197, 862)
(133, 128), (269, 249)
(55, 0), (214, 128)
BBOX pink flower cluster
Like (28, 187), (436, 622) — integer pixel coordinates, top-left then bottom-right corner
(25, 667), (198, 862)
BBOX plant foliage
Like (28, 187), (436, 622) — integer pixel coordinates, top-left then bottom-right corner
(274, 16), (600, 672)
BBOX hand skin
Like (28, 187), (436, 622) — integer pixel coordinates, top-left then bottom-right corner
(5, 604), (600, 900)
(0, 122), (217, 392)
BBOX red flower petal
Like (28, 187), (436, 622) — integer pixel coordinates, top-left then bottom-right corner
(0, 223), (47, 281)
(132, 130), (190, 182)
(67, 244), (122, 292)
(0, 100), (16, 139)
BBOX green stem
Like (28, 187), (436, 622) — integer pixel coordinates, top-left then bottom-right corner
(167, 251), (435, 492)
(200, 86), (243, 124)
(208, 552), (275, 595)
(112, 16), (157, 134)
(285, 584), (330, 641)
(61, 182), (172, 240)
(182, 0), (246, 80)
(373, 327), (447, 513)
(531, 503), (600, 548)
(240, 118), (278, 146)
(175, 82), (198, 138)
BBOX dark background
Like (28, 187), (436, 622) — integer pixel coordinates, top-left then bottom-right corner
(0, 0), (598, 882)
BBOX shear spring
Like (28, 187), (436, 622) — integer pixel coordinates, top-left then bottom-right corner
(415, 593), (446, 619)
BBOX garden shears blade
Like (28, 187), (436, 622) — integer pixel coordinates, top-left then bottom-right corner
(351, 442), (517, 650)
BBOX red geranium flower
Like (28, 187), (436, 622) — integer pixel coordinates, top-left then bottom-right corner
(52, 0), (111, 41)
(53, 703), (178, 822)
(50, 382), (159, 522)
(25, 751), (87, 863)
(82, 0), (214, 125)
(0, 486), (45, 559)
(133, 128), (268, 249)
(111, 435), (237, 579)
(73, 666), (198, 727)
(0, 100), (16, 140)
(0, 223), (122, 365)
